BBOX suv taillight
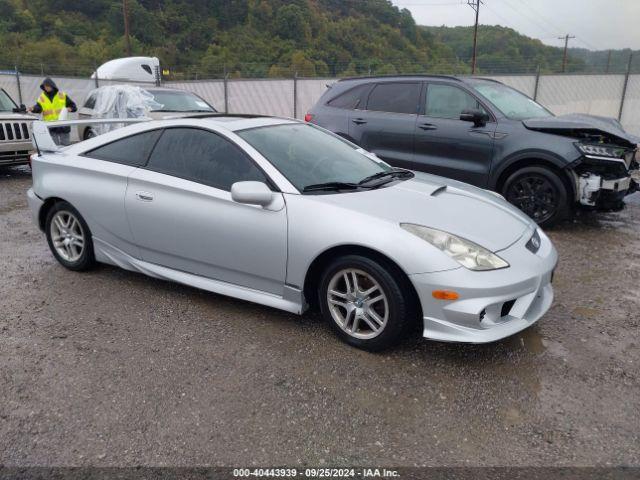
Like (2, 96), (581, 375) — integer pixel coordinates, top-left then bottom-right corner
(304, 113), (314, 122)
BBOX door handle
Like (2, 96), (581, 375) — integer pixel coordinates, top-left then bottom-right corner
(135, 191), (154, 202)
(352, 118), (367, 125)
(419, 123), (437, 131)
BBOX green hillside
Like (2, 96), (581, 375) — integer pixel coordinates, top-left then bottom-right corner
(0, 0), (636, 78)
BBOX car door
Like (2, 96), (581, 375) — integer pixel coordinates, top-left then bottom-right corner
(125, 127), (288, 295)
(79, 128), (163, 259)
(348, 81), (422, 168)
(413, 82), (497, 187)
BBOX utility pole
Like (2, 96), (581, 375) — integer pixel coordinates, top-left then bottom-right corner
(605, 50), (612, 73)
(558, 34), (575, 73)
(468, 0), (481, 74)
(123, 0), (132, 56)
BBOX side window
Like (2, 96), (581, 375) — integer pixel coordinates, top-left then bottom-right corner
(146, 128), (268, 191)
(84, 92), (97, 109)
(84, 130), (162, 166)
(366, 82), (421, 114)
(425, 84), (486, 119)
(327, 84), (371, 109)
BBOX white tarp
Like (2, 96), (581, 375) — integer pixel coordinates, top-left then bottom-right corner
(90, 85), (160, 134)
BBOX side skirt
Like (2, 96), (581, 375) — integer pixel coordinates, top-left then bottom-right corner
(93, 237), (304, 314)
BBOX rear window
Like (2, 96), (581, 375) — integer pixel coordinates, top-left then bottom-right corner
(366, 82), (421, 115)
(327, 84), (371, 109)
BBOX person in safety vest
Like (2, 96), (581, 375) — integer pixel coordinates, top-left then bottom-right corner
(28, 78), (77, 146)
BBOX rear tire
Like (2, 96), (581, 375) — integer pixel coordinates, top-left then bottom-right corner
(318, 255), (415, 351)
(83, 128), (96, 140)
(502, 166), (569, 227)
(45, 201), (95, 271)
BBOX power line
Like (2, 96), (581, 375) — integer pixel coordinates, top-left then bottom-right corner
(395, 1), (463, 5)
(512, 0), (599, 50)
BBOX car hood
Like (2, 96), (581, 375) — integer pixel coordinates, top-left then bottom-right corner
(0, 112), (36, 121)
(522, 114), (636, 147)
(311, 172), (534, 252)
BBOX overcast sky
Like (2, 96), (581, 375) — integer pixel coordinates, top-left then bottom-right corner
(391, 0), (640, 50)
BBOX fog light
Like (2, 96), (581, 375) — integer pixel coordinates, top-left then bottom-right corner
(432, 290), (460, 300)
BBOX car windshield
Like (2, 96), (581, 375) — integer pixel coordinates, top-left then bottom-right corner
(148, 90), (215, 112)
(470, 82), (552, 120)
(238, 123), (394, 193)
(0, 90), (17, 111)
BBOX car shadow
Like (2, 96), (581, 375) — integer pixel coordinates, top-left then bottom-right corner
(0, 165), (31, 180)
(89, 262), (547, 365)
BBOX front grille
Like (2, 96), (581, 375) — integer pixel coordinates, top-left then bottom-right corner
(0, 122), (30, 142)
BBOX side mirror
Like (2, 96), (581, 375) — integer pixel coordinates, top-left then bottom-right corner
(12, 104), (27, 113)
(460, 109), (489, 127)
(231, 181), (274, 207)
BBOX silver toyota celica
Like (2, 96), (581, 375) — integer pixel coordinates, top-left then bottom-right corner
(27, 115), (557, 350)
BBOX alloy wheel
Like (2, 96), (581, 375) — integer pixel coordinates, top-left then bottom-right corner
(50, 210), (85, 263)
(326, 268), (389, 339)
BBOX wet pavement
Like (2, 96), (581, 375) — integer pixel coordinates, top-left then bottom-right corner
(0, 166), (639, 466)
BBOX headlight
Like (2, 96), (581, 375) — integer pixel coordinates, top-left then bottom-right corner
(400, 224), (509, 271)
(577, 143), (625, 158)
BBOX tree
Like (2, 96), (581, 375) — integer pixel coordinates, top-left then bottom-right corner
(274, 4), (310, 43)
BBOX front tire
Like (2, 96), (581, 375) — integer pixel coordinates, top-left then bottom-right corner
(318, 255), (415, 351)
(502, 166), (569, 227)
(45, 201), (95, 271)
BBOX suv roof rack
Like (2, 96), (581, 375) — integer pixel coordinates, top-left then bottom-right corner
(338, 74), (462, 82)
(468, 76), (504, 83)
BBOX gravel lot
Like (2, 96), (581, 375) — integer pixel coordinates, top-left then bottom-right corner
(1, 165), (639, 467)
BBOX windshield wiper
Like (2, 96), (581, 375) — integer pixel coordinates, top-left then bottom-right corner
(358, 168), (414, 186)
(303, 181), (363, 193)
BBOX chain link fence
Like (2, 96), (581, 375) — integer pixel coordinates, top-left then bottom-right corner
(2, 61), (639, 135)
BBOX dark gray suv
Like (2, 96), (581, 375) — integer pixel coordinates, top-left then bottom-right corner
(307, 75), (639, 226)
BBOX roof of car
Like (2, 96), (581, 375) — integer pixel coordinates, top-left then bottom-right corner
(336, 74), (504, 85)
(179, 114), (298, 132)
(338, 74), (463, 83)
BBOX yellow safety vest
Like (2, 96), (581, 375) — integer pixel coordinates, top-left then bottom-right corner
(37, 91), (67, 122)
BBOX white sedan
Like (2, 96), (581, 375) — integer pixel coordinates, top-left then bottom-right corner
(27, 115), (557, 350)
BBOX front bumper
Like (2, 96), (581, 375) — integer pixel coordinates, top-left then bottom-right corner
(0, 140), (33, 166)
(410, 225), (557, 343)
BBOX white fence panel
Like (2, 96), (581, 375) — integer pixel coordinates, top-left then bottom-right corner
(228, 79), (294, 117)
(296, 78), (338, 119)
(620, 75), (640, 136)
(537, 74), (626, 119)
(0, 73), (20, 103)
(167, 80), (225, 112)
(486, 75), (536, 97)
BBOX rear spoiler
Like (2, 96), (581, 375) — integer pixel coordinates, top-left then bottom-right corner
(31, 118), (150, 154)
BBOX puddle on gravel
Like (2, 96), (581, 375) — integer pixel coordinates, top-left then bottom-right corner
(506, 326), (547, 355)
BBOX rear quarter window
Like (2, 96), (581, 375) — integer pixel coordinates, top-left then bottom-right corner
(326, 84), (371, 109)
(83, 129), (162, 166)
